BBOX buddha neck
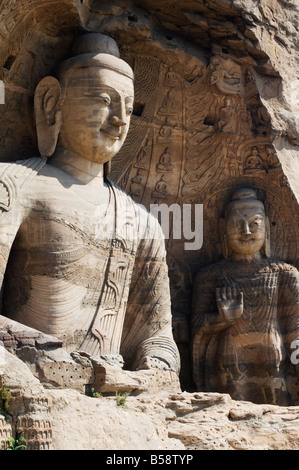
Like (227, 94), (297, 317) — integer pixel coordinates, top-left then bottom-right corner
(230, 251), (263, 263)
(50, 147), (105, 188)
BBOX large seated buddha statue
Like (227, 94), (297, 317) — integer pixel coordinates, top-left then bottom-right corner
(0, 33), (180, 383)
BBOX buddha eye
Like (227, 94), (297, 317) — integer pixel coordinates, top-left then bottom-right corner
(126, 98), (134, 116)
(99, 93), (111, 106)
(251, 219), (262, 227)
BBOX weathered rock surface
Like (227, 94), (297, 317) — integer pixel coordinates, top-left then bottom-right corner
(47, 389), (299, 450)
(2, 349), (299, 450)
(47, 390), (184, 451)
(0, 347), (53, 449)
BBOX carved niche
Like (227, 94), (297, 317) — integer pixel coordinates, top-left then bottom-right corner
(192, 188), (299, 406)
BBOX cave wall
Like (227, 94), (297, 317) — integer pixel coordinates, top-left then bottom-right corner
(0, 0), (298, 389)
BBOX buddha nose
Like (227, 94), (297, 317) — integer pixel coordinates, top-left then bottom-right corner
(241, 220), (251, 235)
(109, 101), (126, 127)
(109, 115), (126, 127)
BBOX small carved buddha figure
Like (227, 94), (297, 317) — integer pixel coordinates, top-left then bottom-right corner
(216, 97), (235, 134)
(134, 139), (151, 169)
(151, 175), (168, 199)
(157, 117), (173, 143)
(156, 147), (173, 172)
(0, 128), (16, 149)
(0, 33), (180, 377)
(129, 170), (143, 197)
(244, 147), (266, 173)
(158, 89), (177, 115)
(265, 145), (280, 169)
(164, 67), (178, 87)
(192, 188), (299, 405)
(245, 68), (255, 85)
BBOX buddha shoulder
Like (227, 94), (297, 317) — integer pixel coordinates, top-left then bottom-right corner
(269, 259), (299, 279)
(0, 157), (46, 210)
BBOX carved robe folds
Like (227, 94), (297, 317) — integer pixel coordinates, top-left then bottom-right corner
(0, 158), (180, 374)
(192, 259), (299, 405)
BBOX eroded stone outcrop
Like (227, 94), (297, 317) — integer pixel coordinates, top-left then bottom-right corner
(2, 347), (299, 450)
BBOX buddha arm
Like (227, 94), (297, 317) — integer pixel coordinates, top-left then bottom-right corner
(0, 202), (23, 298)
(0, 157), (46, 312)
(120, 215), (180, 374)
(279, 268), (299, 362)
(0, 158), (45, 306)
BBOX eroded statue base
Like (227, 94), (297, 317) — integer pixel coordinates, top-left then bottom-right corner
(0, 315), (181, 396)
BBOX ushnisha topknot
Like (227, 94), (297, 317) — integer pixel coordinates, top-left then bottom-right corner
(225, 187), (265, 216)
(230, 187), (258, 201)
(71, 32), (121, 58)
(58, 32), (134, 82)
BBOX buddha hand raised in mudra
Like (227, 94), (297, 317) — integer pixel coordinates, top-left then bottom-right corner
(216, 285), (244, 324)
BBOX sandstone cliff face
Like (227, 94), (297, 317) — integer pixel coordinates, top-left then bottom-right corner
(75, 0), (299, 141)
(231, 0), (299, 202)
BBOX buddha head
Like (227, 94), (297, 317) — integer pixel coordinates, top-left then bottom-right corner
(34, 33), (134, 172)
(220, 188), (270, 260)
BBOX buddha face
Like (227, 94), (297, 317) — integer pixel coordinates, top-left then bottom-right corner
(225, 201), (266, 258)
(58, 66), (134, 164)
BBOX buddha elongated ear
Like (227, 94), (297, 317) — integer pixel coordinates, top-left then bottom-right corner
(219, 218), (231, 259)
(34, 76), (62, 158)
(262, 216), (271, 258)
